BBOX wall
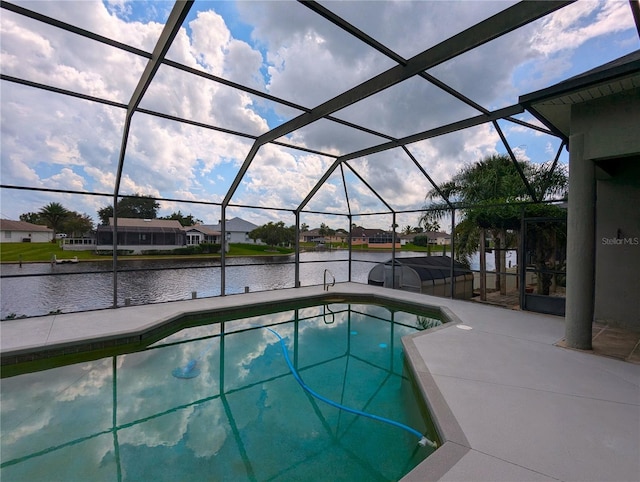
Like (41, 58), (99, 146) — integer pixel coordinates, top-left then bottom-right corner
(571, 88), (640, 329)
(1, 231), (53, 243)
(229, 232), (260, 244)
(572, 88), (640, 161)
(594, 160), (640, 329)
(95, 244), (185, 255)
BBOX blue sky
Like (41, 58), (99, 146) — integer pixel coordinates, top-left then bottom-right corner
(1, 0), (638, 230)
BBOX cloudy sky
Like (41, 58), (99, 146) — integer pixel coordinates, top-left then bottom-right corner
(1, 0), (638, 231)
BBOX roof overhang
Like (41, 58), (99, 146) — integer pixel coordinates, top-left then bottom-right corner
(519, 50), (640, 141)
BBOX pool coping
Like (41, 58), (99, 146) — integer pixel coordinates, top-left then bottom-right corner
(401, 324), (472, 481)
(1, 283), (468, 479)
(1, 285), (443, 365)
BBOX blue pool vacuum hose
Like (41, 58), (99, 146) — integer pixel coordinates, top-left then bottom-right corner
(172, 326), (437, 448)
(266, 328), (437, 449)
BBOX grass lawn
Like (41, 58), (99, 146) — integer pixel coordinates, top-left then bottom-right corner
(401, 244), (447, 253)
(0, 242), (446, 263)
(227, 243), (294, 256)
(0, 243), (98, 263)
(0, 242), (295, 263)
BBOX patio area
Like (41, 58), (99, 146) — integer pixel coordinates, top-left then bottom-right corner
(471, 293), (640, 365)
(401, 289), (639, 482)
(2, 283), (638, 481)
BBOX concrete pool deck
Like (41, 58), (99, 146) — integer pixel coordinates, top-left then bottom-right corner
(1, 283), (639, 481)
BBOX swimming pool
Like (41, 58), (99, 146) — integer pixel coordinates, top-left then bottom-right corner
(1, 303), (441, 481)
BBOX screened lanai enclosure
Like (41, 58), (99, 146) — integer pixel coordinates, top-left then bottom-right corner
(2, 0), (640, 319)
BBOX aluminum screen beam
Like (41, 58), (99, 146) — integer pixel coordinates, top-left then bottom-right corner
(539, 141), (567, 199)
(162, 59), (396, 142)
(341, 104), (524, 162)
(296, 158), (344, 214)
(114, 0), (193, 197)
(493, 120), (538, 202)
(234, 2), (568, 211)
(301, 1), (491, 116)
(402, 146), (454, 210)
(0, 75), (338, 160)
(343, 161), (394, 212)
(0, 1), (151, 59)
(111, 0), (194, 307)
(295, 104), (523, 214)
(125, 2), (193, 118)
(303, 0), (563, 135)
(0, 74), (127, 109)
(300, 0), (404, 64)
(223, 142), (260, 206)
(631, 0), (640, 38)
(2, 1), (394, 148)
(302, 1), (558, 154)
(257, 1), (569, 145)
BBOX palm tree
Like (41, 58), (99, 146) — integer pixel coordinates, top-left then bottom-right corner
(421, 154), (567, 293)
(318, 223), (329, 237)
(39, 202), (70, 239)
(421, 219), (440, 233)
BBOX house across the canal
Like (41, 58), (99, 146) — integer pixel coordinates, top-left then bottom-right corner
(0, 219), (54, 243)
(350, 227), (401, 249)
(184, 225), (221, 246)
(199, 217), (261, 244)
(96, 218), (185, 254)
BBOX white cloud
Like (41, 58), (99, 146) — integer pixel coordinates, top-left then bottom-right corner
(532, 1), (635, 56)
(1, 6), (151, 102)
(322, 1), (518, 60)
(189, 10), (231, 73)
(238, 1), (394, 107)
(42, 167), (87, 191)
(1, 1), (636, 226)
(512, 146), (530, 163)
(239, 145), (334, 209)
(224, 39), (265, 88)
(545, 142), (556, 157)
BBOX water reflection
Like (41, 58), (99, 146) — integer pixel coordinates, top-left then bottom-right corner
(1, 304), (433, 481)
(1, 251), (424, 318)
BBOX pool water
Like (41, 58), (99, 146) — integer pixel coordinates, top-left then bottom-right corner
(1, 303), (440, 481)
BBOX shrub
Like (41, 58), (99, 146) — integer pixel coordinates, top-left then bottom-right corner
(199, 243), (221, 254)
(412, 235), (428, 247)
(168, 247), (196, 255)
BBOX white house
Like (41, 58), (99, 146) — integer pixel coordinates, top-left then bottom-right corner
(399, 231), (451, 246)
(183, 225), (220, 245)
(0, 219), (53, 243)
(201, 217), (261, 244)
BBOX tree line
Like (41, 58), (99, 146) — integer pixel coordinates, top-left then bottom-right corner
(19, 154), (568, 287)
(20, 204), (93, 239)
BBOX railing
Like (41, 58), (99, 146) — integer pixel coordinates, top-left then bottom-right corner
(323, 269), (335, 291)
(323, 304), (335, 324)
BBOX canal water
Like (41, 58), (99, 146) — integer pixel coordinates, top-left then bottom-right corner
(1, 251), (428, 319)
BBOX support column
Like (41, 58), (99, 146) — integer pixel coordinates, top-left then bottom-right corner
(479, 228), (487, 301)
(565, 133), (595, 349)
